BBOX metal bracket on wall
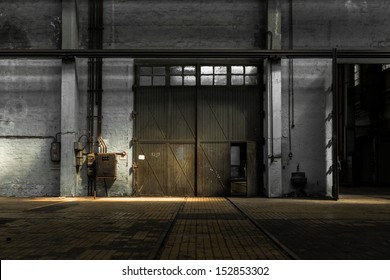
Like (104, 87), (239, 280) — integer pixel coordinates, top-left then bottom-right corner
(130, 138), (138, 146)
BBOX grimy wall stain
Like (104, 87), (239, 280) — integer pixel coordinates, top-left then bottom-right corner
(0, 20), (31, 49)
(0, 60), (62, 196)
(77, 0), (267, 49)
(0, 1), (62, 49)
(292, 0), (390, 48)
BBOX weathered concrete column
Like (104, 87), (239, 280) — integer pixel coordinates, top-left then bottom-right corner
(62, 0), (79, 49)
(266, 61), (283, 197)
(60, 60), (79, 196)
(60, 0), (79, 196)
(265, 0), (283, 197)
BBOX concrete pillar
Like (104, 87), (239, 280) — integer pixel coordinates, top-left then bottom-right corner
(60, 60), (79, 196)
(267, 1), (282, 50)
(60, 0), (79, 196)
(62, 0), (79, 49)
(266, 1), (283, 197)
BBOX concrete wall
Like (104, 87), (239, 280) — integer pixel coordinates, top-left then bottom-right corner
(100, 59), (134, 196)
(275, 0), (390, 197)
(0, 0), (62, 49)
(0, 58), (133, 197)
(291, 0), (390, 48)
(77, 0), (266, 49)
(0, 59), (62, 196)
(76, 58), (134, 196)
(280, 59), (332, 196)
(2, 0), (390, 198)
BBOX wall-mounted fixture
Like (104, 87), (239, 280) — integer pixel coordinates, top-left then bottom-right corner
(290, 164), (307, 196)
(50, 141), (61, 162)
(87, 153), (95, 177)
(96, 153), (117, 179)
(50, 132), (62, 162)
(74, 142), (84, 172)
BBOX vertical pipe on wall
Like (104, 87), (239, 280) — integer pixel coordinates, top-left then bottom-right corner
(288, 0), (294, 159)
(266, 30), (274, 162)
(95, 0), (104, 152)
(195, 63), (201, 197)
(332, 48), (339, 200)
(268, 60), (274, 162)
(87, 0), (104, 196)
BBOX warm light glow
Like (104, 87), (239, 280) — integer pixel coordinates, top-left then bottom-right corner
(15, 197), (186, 203)
(3, 195), (390, 205)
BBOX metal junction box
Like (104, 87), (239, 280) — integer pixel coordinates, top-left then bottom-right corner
(96, 153), (117, 179)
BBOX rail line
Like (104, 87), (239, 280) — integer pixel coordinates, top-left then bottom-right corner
(149, 197), (187, 260)
(226, 197), (300, 260)
(151, 197), (299, 260)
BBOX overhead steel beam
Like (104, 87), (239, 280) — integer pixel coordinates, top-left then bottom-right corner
(1, 49), (390, 59)
(0, 49), (327, 59)
(337, 50), (390, 59)
(0, 49), (329, 58)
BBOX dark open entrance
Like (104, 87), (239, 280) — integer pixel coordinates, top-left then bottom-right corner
(133, 61), (264, 197)
(338, 63), (390, 194)
(230, 143), (247, 196)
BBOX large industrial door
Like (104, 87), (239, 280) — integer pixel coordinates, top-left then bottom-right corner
(134, 63), (262, 196)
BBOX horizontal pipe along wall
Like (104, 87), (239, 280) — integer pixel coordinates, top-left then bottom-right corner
(0, 59), (62, 196)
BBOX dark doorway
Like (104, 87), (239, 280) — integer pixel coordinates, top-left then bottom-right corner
(339, 63), (390, 192)
(230, 143), (247, 196)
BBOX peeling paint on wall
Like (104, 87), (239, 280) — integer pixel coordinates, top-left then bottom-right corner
(50, 16), (62, 49)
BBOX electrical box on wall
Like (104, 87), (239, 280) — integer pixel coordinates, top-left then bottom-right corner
(50, 142), (61, 162)
(96, 153), (117, 179)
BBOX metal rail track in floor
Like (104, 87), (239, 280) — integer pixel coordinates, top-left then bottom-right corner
(151, 197), (298, 260)
(226, 197), (300, 260)
(149, 197), (187, 260)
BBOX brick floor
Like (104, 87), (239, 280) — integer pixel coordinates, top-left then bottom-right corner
(1, 192), (390, 260)
(158, 197), (288, 260)
(230, 193), (390, 260)
(0, 197), (183, 260)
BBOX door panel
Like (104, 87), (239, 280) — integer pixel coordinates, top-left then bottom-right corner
(167, 144), (196, 196)
(246, 141), (259, 197)
(230, 87), (261, 141)
(170, 87), (196, 141)
(136, 143), (167, 195)
(198, 142), (230, 196)
(136, 87), (168, 140)
(199, 87), (230, 141)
